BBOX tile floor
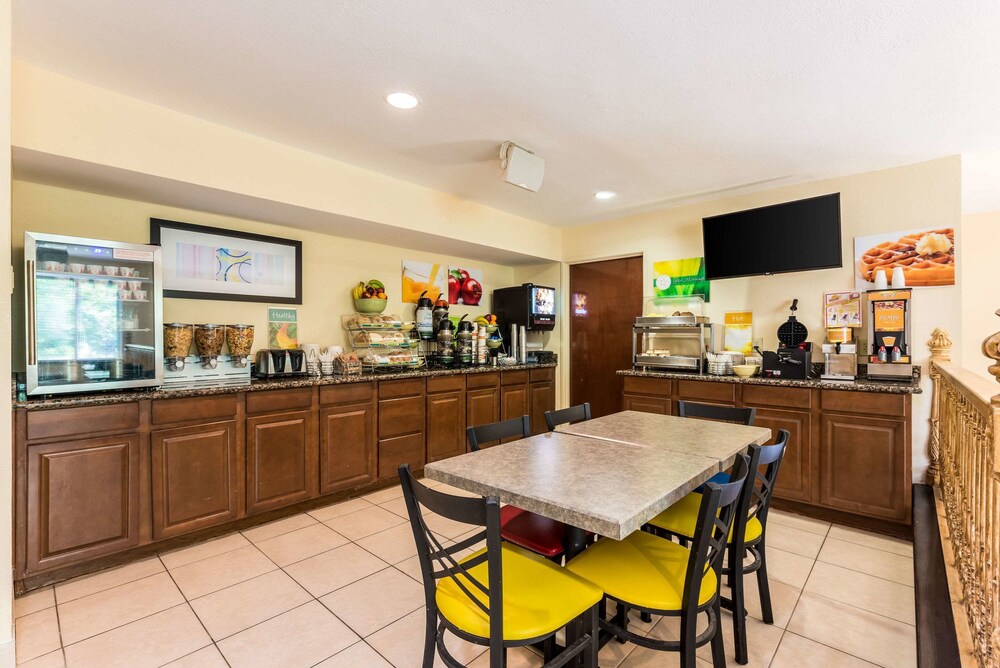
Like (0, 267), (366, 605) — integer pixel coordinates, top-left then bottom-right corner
(13, 481), (917, 668)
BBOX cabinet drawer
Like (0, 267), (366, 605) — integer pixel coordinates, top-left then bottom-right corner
(622, 376), (671, 397)
(151, 394), (238, 425)
(320, 382), (374, 405)
(676, 380), (735, 404)
(378, 433), (425, 478)
(530, 367), (555, 382)
(821, 390), (907, 418)
(27, 403), (140, 441)
(379, 395), (424, 438)
(467, 372), (500, 389)
(379, 378), (425, 399)
(246, 387), (313, 414)
(742, 385), (812, 410)
(427, 375), (465, 393)
(501, 370), (529, 386)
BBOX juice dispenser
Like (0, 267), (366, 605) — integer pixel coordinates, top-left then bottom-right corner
(865, 289), (913, 381)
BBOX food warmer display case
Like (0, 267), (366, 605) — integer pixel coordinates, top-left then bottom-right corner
(24, 232), (163, 396)
(632, 296), (716, 373)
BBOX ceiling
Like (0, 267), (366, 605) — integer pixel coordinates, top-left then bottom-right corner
(13, 1), (1000, 225)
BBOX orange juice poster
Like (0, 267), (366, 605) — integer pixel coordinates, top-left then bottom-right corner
(268, 307), (298, 348)
(402, 261), (446, 303)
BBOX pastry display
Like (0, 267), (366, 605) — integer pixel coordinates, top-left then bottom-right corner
(858, 228), (955, 286)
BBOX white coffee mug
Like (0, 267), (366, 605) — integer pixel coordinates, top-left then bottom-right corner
(891, 266), (906, 288)
(873, 269), (888, 290)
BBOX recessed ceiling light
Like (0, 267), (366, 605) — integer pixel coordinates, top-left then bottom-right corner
(594, 190), (617, 200)
(386, 92), (420, 109)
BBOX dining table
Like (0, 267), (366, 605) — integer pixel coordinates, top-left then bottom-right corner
(423, 410), (772, 558)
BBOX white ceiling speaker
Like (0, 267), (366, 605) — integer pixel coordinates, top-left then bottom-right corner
(499, 141), (544, 192)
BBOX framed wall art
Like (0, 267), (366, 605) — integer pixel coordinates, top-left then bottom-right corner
(150, 218), (302, 303)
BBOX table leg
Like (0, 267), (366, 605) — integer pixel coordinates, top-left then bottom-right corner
(564, 525), (589, 561)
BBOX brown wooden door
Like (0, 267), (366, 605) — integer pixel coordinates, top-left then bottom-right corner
(820, 414), (908, 521)
(570, 256), (643, 417)
(26, 433), (141, 574)
(426, 389), (467, 463)
(246, 410), (318, 514)
(467, 387), (500, 429)
(319, 402), (376, 494)
(752, 408), (813, 503)
(378, 381), (426, 479)
(151, 421), (239, 540)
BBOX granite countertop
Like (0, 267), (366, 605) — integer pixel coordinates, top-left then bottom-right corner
(619, 366), (922, 394)
(14, 362), (556, 411)
(425, 424), (767, 540)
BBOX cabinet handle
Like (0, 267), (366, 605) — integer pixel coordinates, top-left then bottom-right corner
(26, 260), (37, 366)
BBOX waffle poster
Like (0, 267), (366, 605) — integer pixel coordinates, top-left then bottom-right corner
(652, 257), (710, 302)
(853, 227), (955, 290)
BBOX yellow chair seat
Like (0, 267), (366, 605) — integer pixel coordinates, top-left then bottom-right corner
(647, 492), (763, 544)
(436, 543), (603, 642)
(565, 531), (717, 611)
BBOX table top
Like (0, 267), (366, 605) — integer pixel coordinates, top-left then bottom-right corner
(424, 413), (771, 540)
(556, 410), (772, 468)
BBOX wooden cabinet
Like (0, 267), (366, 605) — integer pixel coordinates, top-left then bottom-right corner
(622, 376), (673, 415)
(426, 376), (467, 463)
(752, 408), (813, 503)
(378, 378), (425, 478)
(150, 421), (239, 540)
(246, 409), (318, 514)
(529, 372), (556, 434)
(467, 373), (501, 433)
(500, 371), (530, 442)
(319, 383), (376, 494)
(25, 433), (142, 574)
(821, 413), (908, 521)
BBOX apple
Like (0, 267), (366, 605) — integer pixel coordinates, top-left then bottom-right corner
(448, 275), (462, 304)
(461, 277), (482, 305)
(460, 269), (471, 281)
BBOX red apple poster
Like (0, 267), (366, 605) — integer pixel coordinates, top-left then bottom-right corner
(448, 266), (484, 306)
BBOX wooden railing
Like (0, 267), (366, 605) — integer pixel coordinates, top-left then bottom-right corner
(928, 325), (1000, 668)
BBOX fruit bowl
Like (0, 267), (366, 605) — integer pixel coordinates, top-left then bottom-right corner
(355, 298), (388, 314)
(732, 364), (759, 378)
(485, 325), (498, 334)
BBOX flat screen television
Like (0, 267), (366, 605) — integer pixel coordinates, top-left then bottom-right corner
(702, 193), (842, 280)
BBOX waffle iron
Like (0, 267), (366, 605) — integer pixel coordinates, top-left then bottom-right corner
(762, 299), (814, 379)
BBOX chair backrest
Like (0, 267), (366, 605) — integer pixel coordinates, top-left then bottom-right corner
(398, 464), (505, 658)
(746, 429), (789, 527)
(466, 415), (531, 451)
(678, 401), (757, 425)
(683, 453), (749, 610)
(544, 402), (592, 432)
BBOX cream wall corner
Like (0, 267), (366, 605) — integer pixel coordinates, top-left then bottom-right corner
(960, 210), (1000, 376)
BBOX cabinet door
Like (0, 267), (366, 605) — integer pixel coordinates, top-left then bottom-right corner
(467, 387), (501, 448)
(500, 383), (529, 442)
(622, 393), (671, 415)
(151, 421), (239, 540)
(246, 410), (317, 514)
(820, 414), (908, 521)
(753, 408), (813, 503)
(26, 433), (141, 574)
(427, 390), (467, 462)
(319, 402), (375, 494)
(529, 381), (555, 434)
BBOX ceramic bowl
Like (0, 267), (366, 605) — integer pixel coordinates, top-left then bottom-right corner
(732, 364), (759, 378)
(354, 298), (388, 314)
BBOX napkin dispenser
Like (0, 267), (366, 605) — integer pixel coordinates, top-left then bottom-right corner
(254, 349), (308, 378)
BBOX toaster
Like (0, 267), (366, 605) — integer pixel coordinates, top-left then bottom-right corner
(254, 349), (308, 378)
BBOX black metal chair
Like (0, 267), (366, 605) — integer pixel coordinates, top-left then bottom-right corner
(465, 415), (531, 451)
(567, 454), (751, 668)
(543, 402), (592, 432)
(647, 430), (790, 664)
(466, 416), (569, 561)
(398, 464), (602, 668)
(678, 401), (757, 425)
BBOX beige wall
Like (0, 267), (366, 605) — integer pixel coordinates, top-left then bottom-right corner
(961, 210), (1000, 375)
(562, 157), (963, 481)
(12, 180), (521, 366)
(0, 0), (13, 662)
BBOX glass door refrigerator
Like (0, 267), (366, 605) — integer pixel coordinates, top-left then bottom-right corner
(25, 232), (164, 396)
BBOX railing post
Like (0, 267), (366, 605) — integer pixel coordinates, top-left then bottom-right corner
(927, 328), (953, 485)
(984, 309), (1000, 476)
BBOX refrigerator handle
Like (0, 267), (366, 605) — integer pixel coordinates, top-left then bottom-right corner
(26, 260), (36, 366)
